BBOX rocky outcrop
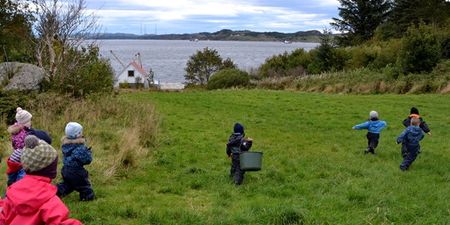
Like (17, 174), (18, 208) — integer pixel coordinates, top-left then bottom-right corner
(0, 62), (46, 91)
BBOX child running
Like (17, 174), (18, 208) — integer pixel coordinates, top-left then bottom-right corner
(57, 122), (95, 201)
(401, 107), (431, 157)
(352, 111), (387, 154)
(397, 117), (424, 171)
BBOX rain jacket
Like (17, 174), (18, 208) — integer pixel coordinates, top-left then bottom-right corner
(397, 125), (424, 147)
(61, 137), (92, 169)
(226, 133), (245, 156)
(353, 120), (387, 134)
(6, 125), (52, 174)
(0, 175), (82, 225)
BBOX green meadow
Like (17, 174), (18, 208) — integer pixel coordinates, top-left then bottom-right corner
(2, 90), (450, 224)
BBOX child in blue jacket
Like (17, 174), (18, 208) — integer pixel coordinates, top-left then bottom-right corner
(397, 117), (424, 171)
(352, 111), (387, 154)
(57, 122), (95, 201)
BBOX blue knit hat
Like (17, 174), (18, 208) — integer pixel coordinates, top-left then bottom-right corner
(65, 122), (83, 139)
(233, 123), (244, 134)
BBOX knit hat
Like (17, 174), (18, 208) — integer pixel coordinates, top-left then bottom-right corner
(24, 135), (40, 149)
(369, 111), (378, 119)
(21, 140), (57, 173)
(410, 107), (419, 115)
(233, 123), (244, 134)
(65, 122), (83, 139)
(15, 107), (32, 126)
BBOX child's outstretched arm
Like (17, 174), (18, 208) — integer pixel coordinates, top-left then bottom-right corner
(352, 121), (369, 130)
(396, 129), (408, 144)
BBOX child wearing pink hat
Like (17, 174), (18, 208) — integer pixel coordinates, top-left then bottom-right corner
(6, 107), (52, 186)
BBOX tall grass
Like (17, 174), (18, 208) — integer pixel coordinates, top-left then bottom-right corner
(0, 93), (159, 184)
(255, 60), (450, 94)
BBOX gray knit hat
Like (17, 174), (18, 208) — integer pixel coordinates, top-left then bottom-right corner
(21, 140), (57, 172)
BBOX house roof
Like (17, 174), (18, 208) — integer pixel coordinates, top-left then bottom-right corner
(117, 61), (149, 79)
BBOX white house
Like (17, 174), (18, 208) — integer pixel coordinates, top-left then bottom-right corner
(115, 61), (153, 88)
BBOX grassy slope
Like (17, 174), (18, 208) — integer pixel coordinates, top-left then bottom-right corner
(107, 90), (449, 225)
(3, 90), (450, 224)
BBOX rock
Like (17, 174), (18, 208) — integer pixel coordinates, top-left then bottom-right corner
(0, 62), (47, 91)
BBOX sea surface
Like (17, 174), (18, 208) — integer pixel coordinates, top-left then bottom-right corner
(96, 39), (318, 88)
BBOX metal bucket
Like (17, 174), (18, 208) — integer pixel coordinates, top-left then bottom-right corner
(240, 151), (263, 171)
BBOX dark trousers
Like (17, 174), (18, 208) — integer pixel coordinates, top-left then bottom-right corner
(400, 144), (420, 170)
(230, 153), (245, 185)
(57, 166), (95, 201)
(366, 132), (380, 153)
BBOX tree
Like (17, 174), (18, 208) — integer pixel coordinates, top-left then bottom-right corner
(0, 0), (34, 62)
(399, 24), (441, 74)
(386, 0), (450, 37)
(307, 30), (346, 74)
(331, 0), (392, 46)
(32, 0), (98, 80)
(184, 47), (236, 85)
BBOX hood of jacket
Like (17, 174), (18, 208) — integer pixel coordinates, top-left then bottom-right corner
(405, 126), (424, 144)
(61, 137), (85, 155)
(7, 123), (25, 135)
(7, 175), (56, 215)
(228, 133), (244, 146)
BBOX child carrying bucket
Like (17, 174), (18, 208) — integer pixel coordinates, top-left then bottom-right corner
(226, 123), (252, 185)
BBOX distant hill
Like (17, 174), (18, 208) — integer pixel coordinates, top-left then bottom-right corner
(94, 29), (322, 42)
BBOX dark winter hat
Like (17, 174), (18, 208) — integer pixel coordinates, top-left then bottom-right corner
(410, 107), (419, 115)
(233, 123), (244, 134)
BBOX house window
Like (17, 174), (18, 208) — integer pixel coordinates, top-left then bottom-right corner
(128, 70), (135, 77)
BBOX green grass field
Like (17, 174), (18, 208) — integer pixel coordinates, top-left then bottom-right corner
(3, 90), (450, 224)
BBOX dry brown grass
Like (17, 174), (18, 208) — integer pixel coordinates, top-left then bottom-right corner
(1, 93), (159, 183)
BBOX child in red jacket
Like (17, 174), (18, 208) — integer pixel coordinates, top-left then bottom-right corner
(0, 135), (82, 225)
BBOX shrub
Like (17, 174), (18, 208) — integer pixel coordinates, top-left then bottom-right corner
(42, 45), (114, 98)
(207, 69), (250, 90)
(398, 24), (441, 74)
(184, 47), (237, 85)
(258, 48), (311, 78)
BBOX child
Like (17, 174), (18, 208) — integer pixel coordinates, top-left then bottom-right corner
(57, 122), (95, 201)
(401, 107), (431, 157)
(0, 135), (82, 225)
(226, 123), (252, 185)
(397, 117), (424, 171)
(5, 107), (31, 186)
(352, 111), (387, 154)
(6, 107), (52, 186)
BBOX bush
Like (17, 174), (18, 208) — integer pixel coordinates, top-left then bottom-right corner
(398, 24), (441, 74)
(258, 49), (311, 78)
(207, 69), (250, 90)
(184, 47), (236, 85)
(42, 45), (114, 98)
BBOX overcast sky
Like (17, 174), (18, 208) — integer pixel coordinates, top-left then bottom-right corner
(86, 0), (340, 34)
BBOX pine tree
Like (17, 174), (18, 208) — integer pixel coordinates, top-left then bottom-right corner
(331, 0), (392, 46)
(388, 0), (450, 35)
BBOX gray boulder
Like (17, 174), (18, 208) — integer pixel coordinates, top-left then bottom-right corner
(0, 62), (46, 91)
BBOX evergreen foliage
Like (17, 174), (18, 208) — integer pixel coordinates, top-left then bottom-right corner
(0, 0), (34, 62)
(331, 0), (392, 46)
(399, 24), (441, 74)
